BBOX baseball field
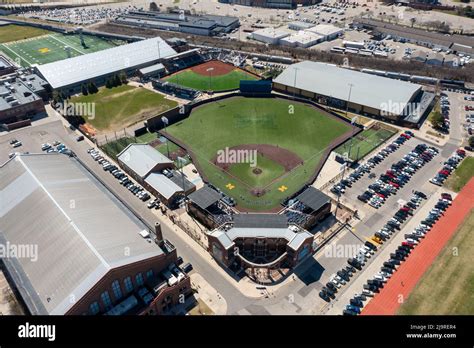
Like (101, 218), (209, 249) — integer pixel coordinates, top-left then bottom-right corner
(0, 25), (120, 67)
(163, 60), (259, 92)
(164, 96), (353, 211)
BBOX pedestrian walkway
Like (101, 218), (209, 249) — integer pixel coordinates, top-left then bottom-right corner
(362, 178), (474, 315)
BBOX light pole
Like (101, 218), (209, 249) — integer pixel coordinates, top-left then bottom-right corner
(174, 64), (180, 86)
(161, 116), (170, 158)
(335, 83), (355, 220)
(206, 67), (214, 92)
(177, 156), (188, 202)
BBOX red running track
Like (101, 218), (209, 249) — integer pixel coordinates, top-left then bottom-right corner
(361, 177), (474, 315)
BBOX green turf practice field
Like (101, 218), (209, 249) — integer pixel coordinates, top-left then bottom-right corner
(444, 157), (474, 192)
(165, 96), (352, 211)
(0, 28), (120, 67)
(163, 69), (257, 91)
(334, 126), (397, 161)
(71, 85), (178, 132)
(398, 211), (474, 315)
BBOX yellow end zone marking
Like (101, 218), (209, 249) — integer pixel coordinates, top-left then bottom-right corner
(38, 47), (50, 54)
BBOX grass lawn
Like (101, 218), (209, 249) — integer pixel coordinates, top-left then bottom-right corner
(335, 126), (396, 161)
(398, 211), (474, 315)
(0, 31), (119, 67)
(166, 96), (351, 210)
(71, 85), (178, 132)
(444, 157), (474, 192)
(0, 24), (52, 43)
(163, 69), (257, 92)
(228, 153), (286, 187)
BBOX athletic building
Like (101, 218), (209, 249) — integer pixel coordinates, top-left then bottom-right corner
(0, 154), (191, 315)
(207, 214), (314, 271)
(35, 37), (177, 93)
(117, 144), (195, 207)
(273, 61), (434, 127)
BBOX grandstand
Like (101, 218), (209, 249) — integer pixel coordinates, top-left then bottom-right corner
(187, 186), (234, 229)
(284, 187), (332, 230)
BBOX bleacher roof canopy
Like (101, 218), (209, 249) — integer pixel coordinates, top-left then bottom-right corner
(295, 187), (331, 212)
(36, 37), (176, 89)
(233, 214), (288, 229)
(188, 186), (222, 210)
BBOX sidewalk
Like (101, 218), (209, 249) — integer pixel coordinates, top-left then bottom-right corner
(191, 273), (227, 315)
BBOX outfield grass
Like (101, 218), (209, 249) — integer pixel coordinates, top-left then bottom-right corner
(71, 85), (178, 132)
(398, 211), (474, 315)
(166, 97), (351, 210)
(444, 157), (474, 192)
(163, 69), (257, 92)
(0, 31), (119, 67)
(334, 126), (396, 161)
(0, 24), (52, 43)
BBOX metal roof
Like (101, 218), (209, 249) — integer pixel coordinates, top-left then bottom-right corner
(274, 61), (422, 115)
(233, 214), (288, 229)
(295, 187), (331, 212)
(118, 143), (173, 179)
(212, 226), (312, 251)
(145, 173), (183, 200)
(0, 154), (163, 315)
(139, 63), (165, 76)
(36, 37), (176, 89)
(188, 186), (222, 210)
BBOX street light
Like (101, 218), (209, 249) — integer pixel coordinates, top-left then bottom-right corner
(206, 67), (214, 92)
(177, 156), (188, 203)
(161, 116), (170, 158)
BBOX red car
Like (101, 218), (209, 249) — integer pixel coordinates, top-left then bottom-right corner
(465, 105), (474, 111)
(441, 193), (453, 200)
(400, 133), (410, 139)
(400, 206), (410, 212)
(456, 149), (466, 156)
(439, 170), (450, 176)
(402, 241), (415, 248)
(377, 193), (386, 199)
(389, 181), (400, 188)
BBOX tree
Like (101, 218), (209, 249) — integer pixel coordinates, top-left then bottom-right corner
(119, 71), (127, 84)
(105, 78), (113, 89)
(149, 2), (158, 11)
(113, 74), (122, 87)
(469, 136), (474, 147)
(51, 90), (62, 107)
(81, 84), (88, 95)
(410, 17), (416, 28)
(430, 110), (444, 129)
(87, 82), (98, 94)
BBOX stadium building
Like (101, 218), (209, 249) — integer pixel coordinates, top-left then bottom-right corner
(273, 61), (435, 127)
(35, 37), (177, 93)
(0, 154), (191, 315)
(207, 214), (315, 271)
